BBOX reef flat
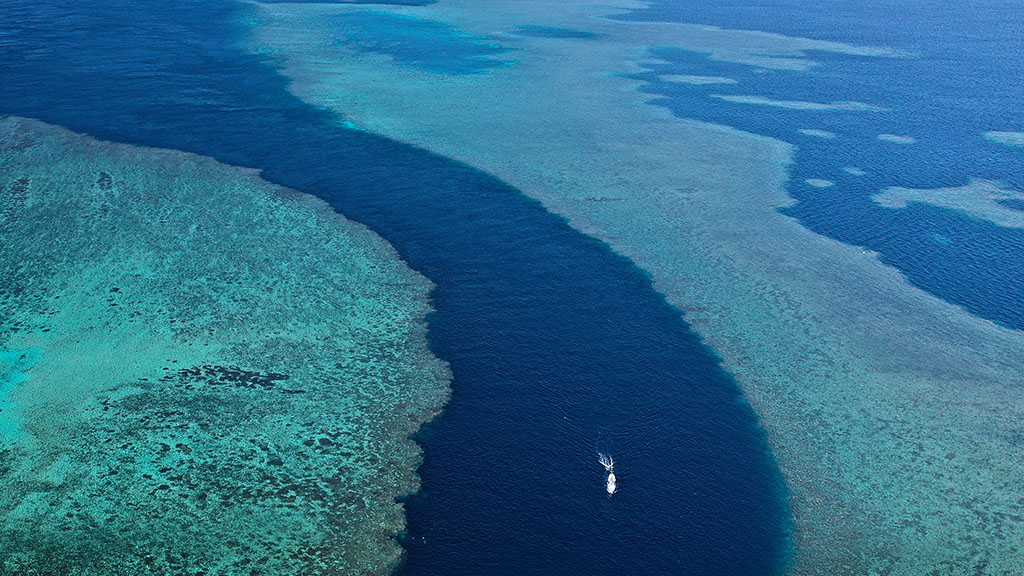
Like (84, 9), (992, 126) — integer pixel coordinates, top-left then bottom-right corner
(984, 131), (1024, 148)
(874, 179), (1024, 229)
(710, 95), (889, 112)
(248, 1), (1024, 573)
(0, 117), (449, 575)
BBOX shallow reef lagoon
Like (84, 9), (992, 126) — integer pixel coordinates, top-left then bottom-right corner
(0, 117), (448, 574)
(0, 1), (788, 576)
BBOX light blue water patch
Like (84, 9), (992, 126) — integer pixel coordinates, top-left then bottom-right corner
(332, 12), (508, 75)
(510, 25), (596, 39)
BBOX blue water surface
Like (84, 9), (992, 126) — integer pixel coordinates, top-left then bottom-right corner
(332, 12), (507, 75)
(998, 198), (1024, 212)
(0, 0), (789, 574)
(621, 0), (1024, 330)
(511, 25), (597, 39)
(264, 0), (435, 4)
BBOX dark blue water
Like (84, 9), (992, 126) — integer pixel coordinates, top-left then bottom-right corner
(511, 25), (597, 39)
(263, 0), (435, 4)
(0, 1), (788, 575)
(622, 0), (1024, 330)
(999, 198), (1024, 212)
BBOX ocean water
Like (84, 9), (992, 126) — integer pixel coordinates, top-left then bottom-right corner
(1000, 199), (1024, 211)
(622, 0), (1024, 330)
(242, 1), (1024, 572)
(511, 25), (597, 39)
(0, 0), (788, 575)
(329, 12), (507, 75)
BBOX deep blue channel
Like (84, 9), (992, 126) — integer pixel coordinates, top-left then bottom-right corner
(0, 1), (788, 574)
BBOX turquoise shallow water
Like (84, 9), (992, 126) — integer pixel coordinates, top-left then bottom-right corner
(0, 0), (789, 574)
(0, 117), (447, 574)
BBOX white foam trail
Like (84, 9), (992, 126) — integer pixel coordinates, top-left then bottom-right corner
(598, 453), (617, 494)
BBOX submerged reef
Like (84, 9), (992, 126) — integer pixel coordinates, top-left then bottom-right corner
(874, 179), (1024, 229)
(710, 95), (889, 112)
(984, 131), (1024, 148)
(0, 117), (449, 575)
(249, 0), (1024, 573)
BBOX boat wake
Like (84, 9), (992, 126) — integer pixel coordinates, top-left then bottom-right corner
(598, 453), (616, 495)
